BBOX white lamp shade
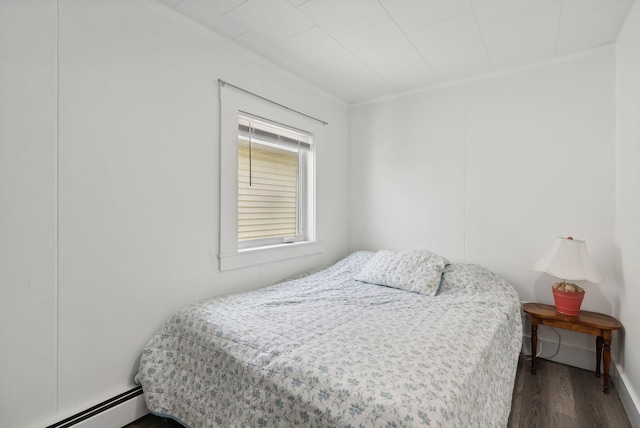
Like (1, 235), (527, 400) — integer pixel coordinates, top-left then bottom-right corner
(532, 237), (603, 284)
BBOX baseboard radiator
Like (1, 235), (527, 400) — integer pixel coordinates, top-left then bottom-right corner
(46, 387), (146, 428)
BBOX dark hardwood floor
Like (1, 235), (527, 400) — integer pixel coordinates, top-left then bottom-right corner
(508, 358), (631, 428)
(125, 358), (631, 428)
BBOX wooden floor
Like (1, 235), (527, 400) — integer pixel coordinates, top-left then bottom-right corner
(126, 359), (631, 428)
(508, 358), (631, 428)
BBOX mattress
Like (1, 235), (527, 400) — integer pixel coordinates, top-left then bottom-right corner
(136, 251), (522, 427)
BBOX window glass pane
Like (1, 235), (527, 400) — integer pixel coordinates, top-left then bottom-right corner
(238, 115), (306, 245)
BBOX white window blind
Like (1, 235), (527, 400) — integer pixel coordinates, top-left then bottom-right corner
(237, 114), (311, 247)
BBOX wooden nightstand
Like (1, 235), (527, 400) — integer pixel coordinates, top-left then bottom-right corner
(522, 302), (622, 393)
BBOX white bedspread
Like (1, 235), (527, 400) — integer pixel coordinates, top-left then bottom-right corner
(136, 251), (522, 427)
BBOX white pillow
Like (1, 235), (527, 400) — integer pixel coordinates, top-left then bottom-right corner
(354, 250), (449, 296)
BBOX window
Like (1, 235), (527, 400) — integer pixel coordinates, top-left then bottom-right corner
(218, 84), (324, 271)
(237, 114), (311, 249)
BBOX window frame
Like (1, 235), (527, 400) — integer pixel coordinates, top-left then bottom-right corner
(236, 113), (310, 249)
(219, 87), (323, 271)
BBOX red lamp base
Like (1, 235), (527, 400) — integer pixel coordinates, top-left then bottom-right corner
(552, 288), (585, 316)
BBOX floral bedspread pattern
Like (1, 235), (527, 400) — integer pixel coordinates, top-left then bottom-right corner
(136, 252), (522, 427)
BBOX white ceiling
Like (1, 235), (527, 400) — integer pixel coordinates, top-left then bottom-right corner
(158, 0), (635, 104)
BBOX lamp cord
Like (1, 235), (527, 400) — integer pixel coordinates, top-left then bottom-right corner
(520, 327), (562, 360)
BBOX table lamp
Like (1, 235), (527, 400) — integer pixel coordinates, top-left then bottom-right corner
(532, 236), (603, 315)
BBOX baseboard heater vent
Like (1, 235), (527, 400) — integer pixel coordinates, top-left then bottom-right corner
(46, 386), (143, 428)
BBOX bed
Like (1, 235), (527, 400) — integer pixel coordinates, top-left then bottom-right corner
(136, 250), (522, 427)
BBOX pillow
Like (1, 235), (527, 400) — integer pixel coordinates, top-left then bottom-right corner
(354, 250), (449, 296)
(439, 263), (508, 297)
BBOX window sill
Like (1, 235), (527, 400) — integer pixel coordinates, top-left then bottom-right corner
(219, 241), (324, 271)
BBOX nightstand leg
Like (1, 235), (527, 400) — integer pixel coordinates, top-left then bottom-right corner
(603, 332), (612, 394)
(596, 335), (603, 378)
(531, 321), (538, 375)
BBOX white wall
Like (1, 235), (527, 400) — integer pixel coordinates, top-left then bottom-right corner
(0, 1), (350, 427)
(615, 1), (640, 424)
(350, 48), (618, 367)
(0, 0), (58, 424)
